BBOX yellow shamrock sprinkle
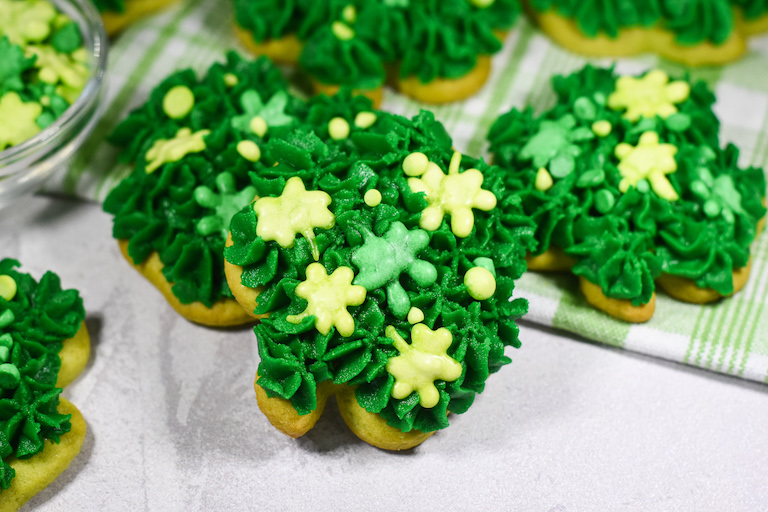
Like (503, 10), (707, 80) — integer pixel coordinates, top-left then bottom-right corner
(385, 324), (463, 408)
(0, 92), (42, 150)
(0, 276), (17, 302)
(252, 177), (335, 261)
(615, 131), (679, 201)
(145, 127), (210, 174)
(0, 0), (57, 45)
(27, 44), (88, 90)
(407, 151), (497, 237)
(607, 70), (691, 122)
(287, 263), (366, 337)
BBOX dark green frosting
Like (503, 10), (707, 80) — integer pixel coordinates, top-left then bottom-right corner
(0, 259), (85, 494)
(233, 0), (519, 88)
(104, 53), (302, 307)
(529, 0), (768, 44)
(487, 65), (766, 305)
(225, 95), (530, 433)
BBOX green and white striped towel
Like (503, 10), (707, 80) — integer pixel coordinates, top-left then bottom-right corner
(47, 0), (768, 383)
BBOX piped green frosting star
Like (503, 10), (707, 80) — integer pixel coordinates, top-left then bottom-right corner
(351, 221), (437, 319)
(193, 172), (257, 238)
(385, 324), (463, 408)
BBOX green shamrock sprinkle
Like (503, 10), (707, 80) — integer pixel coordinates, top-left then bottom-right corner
(194, 172), (258, 238)
(520, 114), (594, 178)
(351, 221), (437, 319)
(231, 89), (294, 136)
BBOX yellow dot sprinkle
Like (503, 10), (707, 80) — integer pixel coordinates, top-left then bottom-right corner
(237, 140), (261, 162)
(224, 73), (239, 87)
(364, 189), (382, 207)
(250, 116), (268, 137)
(470, 0), (496, 7)
(407, 307), (424, 325)
(354, 111), (377, 129)
(40, 95), (51, 107)
(535, 167), (553, 191)
(332, 21), (355, 40)
(163, 85), (195, 119)
(464, 266), (496, 301)
(342, 5), (357, 23)
(403, 152), (429, 177)
(329, 117), (350, 140)
(0, 275), (17, 302)
(592, 120), (612, 137)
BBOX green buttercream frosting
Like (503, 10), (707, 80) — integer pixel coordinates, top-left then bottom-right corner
(529, 0), (768, 44)
(0, 259), (85, 495)
(233, 0), (519, 88)
(104, 53), (301, 308)
(487, 65), (767, 306)
(225, 97), (531, 434)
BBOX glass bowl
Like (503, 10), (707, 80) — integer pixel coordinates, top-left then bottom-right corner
(0, 0), (108, 210)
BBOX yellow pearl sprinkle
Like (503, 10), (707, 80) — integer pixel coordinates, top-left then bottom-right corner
(354, 111), (377, 129)
(332, 21), (354, 40)
(464, 267), (496, 301)
(163, 85), (195, 119)
(407, 307), (424, 325)
(237, 140), (261, 162)
(224, 73), (239, 87)
(535, 167), (553, 191)
(592, 120), (612, 137)
(250, 116), (268, 137)
(364, 189), (382, 207)
(0, 275), (17, 302)
(403, 152), (429, 176)
(329, 117), (350, 140)
(342, 5), (357, 23)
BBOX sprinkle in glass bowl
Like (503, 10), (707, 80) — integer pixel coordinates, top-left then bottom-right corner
(0, 0), (108, 210)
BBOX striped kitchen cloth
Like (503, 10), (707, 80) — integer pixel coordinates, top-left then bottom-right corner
(47, 0), (768, 383)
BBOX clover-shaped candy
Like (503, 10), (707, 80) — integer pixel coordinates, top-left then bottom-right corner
(615, 131), (679, 201)
(0, 92), (42, 150)
(144, 127), (210, 173)
(0, 0), (57, 46)
(351, 221), (438, 318)
(385, 324), (463, 408)
(690, 169), (745, 223)
(231, 89), (294, 137)
(287, 263), (367, 337)
(26, 44), (89, 92)
(608, 70), (691, 121)
(194, 172), (257, 238)
(406, 151), (497, 238)
(520, 114), (594, 178)
(253, 176), (335, 261)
